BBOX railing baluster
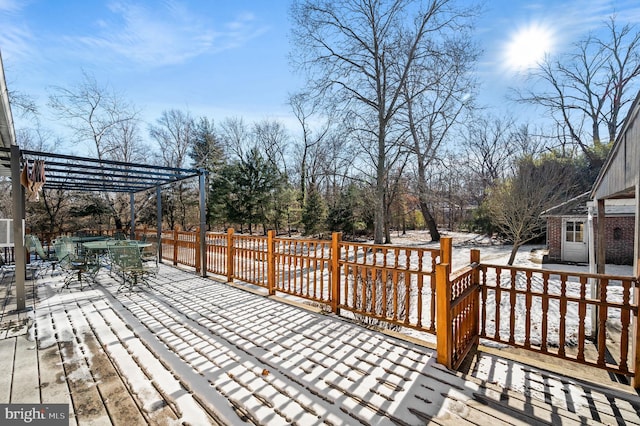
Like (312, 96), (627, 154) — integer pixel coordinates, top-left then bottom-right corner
(597, 279), (608, 367)
(495, 267), (502, 341)
(480, 267), (487, 337)
(559, 274), (567, 357)
(620, 278), (631, 373)
(525, 271), (532, 349)
(578, 277), (587, 362)
(541, 273), (549, 352)
(509, 269), (516, 345)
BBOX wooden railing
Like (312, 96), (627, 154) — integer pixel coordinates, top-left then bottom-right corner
(478, 263), (639, 378)
(437, 249), (481, 369)
(337, 237), (440, 331)
(273, 235), (333, 303)
(148, 228), (443, 333)
(59, 226), (640, 387)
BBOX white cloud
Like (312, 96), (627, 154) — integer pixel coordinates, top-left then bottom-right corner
(0, 0), (22, 12)
(0, 1), (33, 63)
(68, 1), (268, 68)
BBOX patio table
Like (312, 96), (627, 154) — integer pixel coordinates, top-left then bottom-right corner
(82, 240), (152, 275)
(82, 240), (151, 251)
(71, 236), (110, 243)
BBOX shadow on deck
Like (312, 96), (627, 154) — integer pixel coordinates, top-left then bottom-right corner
(1, 263), (639, 425)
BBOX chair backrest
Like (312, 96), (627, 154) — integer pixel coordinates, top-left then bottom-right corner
(141, 241), (158, 255)
(25, 234), (49, 260)
(109, 243), (143, 271)
(54, 240), (76, 267)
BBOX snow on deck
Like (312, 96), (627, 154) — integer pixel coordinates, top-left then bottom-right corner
(2, 263), (640, 425)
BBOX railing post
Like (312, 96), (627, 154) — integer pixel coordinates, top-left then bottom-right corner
(195, 227), (201, 274)
(173, 228), (178, 266)
(440, 236), (452, 265)
(634, 277), (640, 389)
(227, 228), (234, 283)
(436, 262), (452, 368)
(471, 248), (481, 343)
(331, 232), (342, 314)
(158, 228), (163, 263)
(267, 230), (276, 295)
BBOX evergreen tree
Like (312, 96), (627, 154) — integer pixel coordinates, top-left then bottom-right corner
(327, 184), (367, 236)
(209, 147), (282, 233)
(301, 184), (326, 236)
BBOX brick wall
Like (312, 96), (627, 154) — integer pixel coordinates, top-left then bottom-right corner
(546, 215), (635, 265)
(547, 216), (563, 261)
(596, 216), (635, 265)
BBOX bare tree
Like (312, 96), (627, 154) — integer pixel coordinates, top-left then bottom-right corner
(512, 16), (640, 168)
(48, 71), (140, 230)
(149, 109), (196, 230)
(289, 92), (332, 206)
(219, 117), (250, 159)
(8, 89), (39, 122)
(15, 128), (69, 233)
(402, 34), (478, 241)
(461, 115), (519, 204)
(290, 0), (476, 244)
(485, 156), (577, 265)
(48, 71), (138, 160)
(252, 119), (291, 177)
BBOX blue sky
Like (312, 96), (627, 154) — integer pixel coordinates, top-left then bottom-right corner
(2, 0), (640, 152)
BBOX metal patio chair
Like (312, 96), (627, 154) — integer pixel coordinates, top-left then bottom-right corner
(25, 234), (56, 278)
(108, 242), (153, 293)
(54, 239), (99, 291)
(0, 256), (15, 282)
(140, 240), (159, 277)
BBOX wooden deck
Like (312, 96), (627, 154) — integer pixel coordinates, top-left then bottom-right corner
(1, 263), (640, 425)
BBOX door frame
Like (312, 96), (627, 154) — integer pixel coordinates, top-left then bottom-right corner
(561, 216), (589, 263)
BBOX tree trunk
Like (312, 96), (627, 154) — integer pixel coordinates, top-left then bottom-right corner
(374, 120), (386, 244)
(507, 242), (522, 265)
(384, 215), (392, 244)
(419, 200), (440, 242)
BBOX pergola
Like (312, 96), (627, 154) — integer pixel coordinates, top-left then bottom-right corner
(0, 54), (207, 311)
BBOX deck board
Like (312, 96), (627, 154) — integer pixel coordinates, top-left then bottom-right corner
(11, 336), (40, 403)
(0, 337), (15, 403)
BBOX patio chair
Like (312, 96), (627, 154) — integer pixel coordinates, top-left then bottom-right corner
(108, 242), (153, 293)
(24, 234), (56, 278)
(140, 240), (159, 276)
(0, 256), (15, 282)
(54, 239), (99, 291)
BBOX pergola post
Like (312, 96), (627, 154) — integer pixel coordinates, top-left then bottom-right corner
(10, 144), (26, 311)
(156, 186), (162, 263)
(129, 192), (135, 239)
(198, 169), (207, 278)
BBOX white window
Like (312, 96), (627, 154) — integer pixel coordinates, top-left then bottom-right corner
(565, 220), (584, 243)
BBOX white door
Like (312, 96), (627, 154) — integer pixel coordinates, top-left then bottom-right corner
(562, 219), (588, 263)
